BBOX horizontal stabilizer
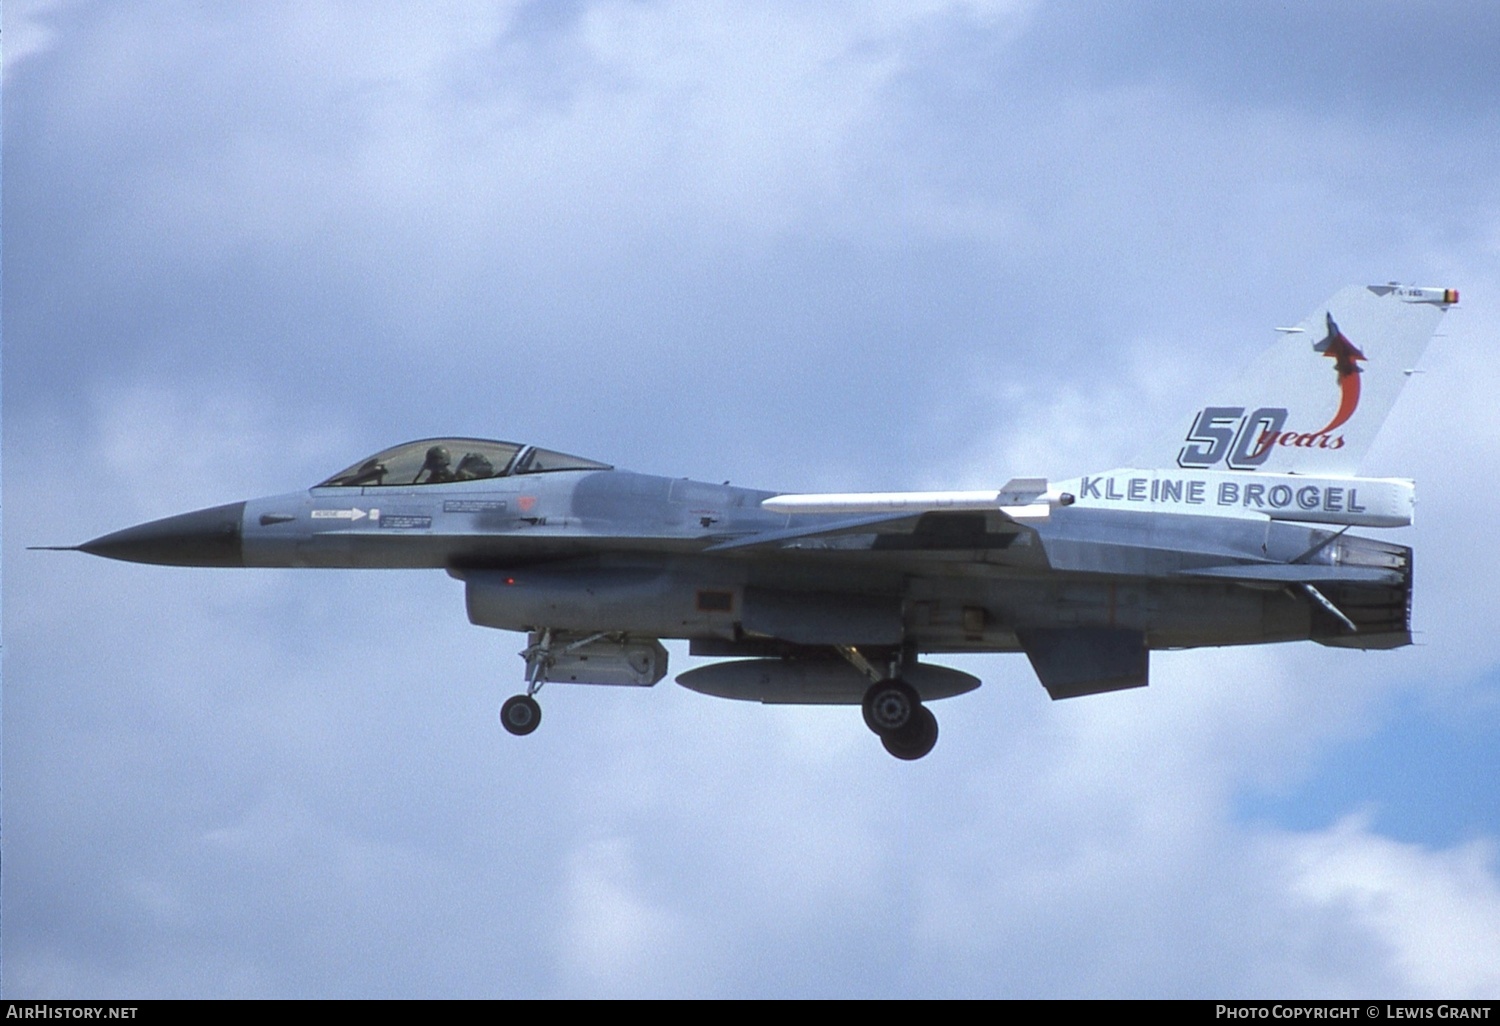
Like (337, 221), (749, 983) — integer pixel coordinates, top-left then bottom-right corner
(1017, 628), (1149, 700)
(1174, 564), (1403, 585)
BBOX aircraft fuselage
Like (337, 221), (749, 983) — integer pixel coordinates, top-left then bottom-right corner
(83, 465), (1408, 657)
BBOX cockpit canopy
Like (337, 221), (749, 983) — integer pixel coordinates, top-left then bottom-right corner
(318, 438), (612, 488)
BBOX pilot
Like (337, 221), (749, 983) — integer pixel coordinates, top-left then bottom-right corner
(454, 452), (495, 481)
(415, 445), (455, 484)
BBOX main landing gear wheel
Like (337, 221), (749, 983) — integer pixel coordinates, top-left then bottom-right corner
(881, 706), (938, 761)
(500, 694), (542, 736)
(862, 679), (920, 736)
(862, 679), (938, 760)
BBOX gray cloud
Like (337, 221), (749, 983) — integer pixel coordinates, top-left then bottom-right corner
(6, 0), (1500, 997)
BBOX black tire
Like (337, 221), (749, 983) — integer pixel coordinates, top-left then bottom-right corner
(500, 694), (542, 736)
(881, 706), (938, 761)
(861, 678), (920, 736)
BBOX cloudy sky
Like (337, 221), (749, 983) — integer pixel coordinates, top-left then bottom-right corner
(5, 0), (1500, 998)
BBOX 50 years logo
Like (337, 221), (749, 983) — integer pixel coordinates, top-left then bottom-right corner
(1179, 313), (1365, 470)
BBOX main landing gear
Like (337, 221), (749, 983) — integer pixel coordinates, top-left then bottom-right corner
(835, 645), (939, 760)
(861, 678), (939, 760)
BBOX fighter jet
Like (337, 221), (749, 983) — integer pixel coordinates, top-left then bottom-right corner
(54, 284), (1457, 760)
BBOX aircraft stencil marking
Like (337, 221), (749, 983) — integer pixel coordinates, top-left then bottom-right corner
(310, 508), (375, 521)
(444, 499), (509, 513)
(48, 284), (1456, 760)
(1074, 472), (1393, 524)
(379, 514), (432, 530)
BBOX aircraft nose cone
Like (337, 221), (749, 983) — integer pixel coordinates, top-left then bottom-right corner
(79, 501), (246, 567)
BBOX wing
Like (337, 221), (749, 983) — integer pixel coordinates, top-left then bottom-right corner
(704, 509), (1039, 554)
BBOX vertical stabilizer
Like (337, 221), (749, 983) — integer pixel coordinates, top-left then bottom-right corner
(1143, 285), (1455, 476)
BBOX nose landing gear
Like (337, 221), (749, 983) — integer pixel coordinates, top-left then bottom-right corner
(499, 629), (556, 737)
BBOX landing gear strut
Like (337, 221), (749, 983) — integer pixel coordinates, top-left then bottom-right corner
(836, 645), (941, 761)
(498, 628), (567, 737)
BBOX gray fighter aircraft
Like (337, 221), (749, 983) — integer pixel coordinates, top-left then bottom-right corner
(56, 284), (1457, 759)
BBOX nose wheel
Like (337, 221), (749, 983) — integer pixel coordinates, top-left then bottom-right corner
(500, 694), (542, 736)
(861, 678), (938, 760)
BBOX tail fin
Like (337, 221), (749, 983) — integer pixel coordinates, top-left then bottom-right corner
(1145, 284), (1456, 476)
